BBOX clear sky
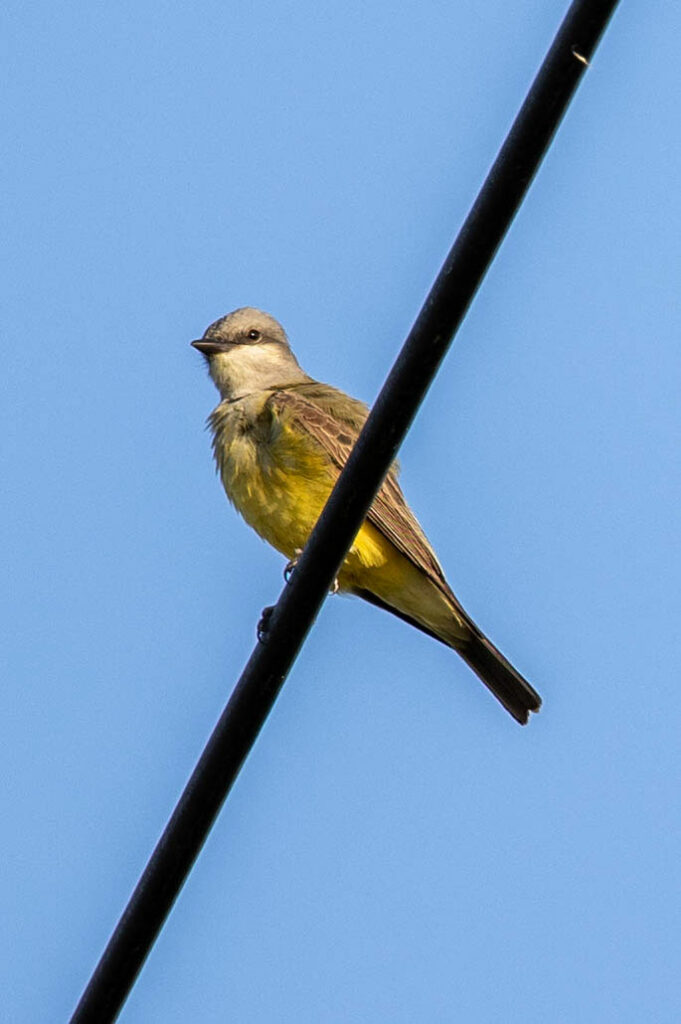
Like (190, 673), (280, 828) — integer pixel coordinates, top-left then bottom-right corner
(4, 2), (681, 1021)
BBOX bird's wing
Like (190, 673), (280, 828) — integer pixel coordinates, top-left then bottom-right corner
(274, 381), (402, 474)
(268, 387), (449, 591)
(277, 380), (372, 432)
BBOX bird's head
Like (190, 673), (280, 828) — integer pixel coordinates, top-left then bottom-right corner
(191, 307), (306, 399)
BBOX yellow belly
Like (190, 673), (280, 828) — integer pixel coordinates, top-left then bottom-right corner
(215, 408), (458, 641)
(218, 418), (394, 575)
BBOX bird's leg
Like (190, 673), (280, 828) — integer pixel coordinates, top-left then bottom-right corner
(283, 548), (303, 582)
(257, 605), (274, 643)
(285, 548), (340, 593)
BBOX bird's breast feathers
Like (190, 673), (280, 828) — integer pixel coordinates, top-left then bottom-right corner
(208, 391), (336, 558)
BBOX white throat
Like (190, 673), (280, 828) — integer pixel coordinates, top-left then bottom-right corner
(210, 343), (308, 400)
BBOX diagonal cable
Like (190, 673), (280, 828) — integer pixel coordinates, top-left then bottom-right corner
(70, 2), (620, 1020)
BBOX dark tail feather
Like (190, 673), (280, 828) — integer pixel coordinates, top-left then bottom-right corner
(354, 586), (541, 724)
(458, 629), (541, 725)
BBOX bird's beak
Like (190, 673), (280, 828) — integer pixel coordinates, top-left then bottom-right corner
(191, 339), (230, 355)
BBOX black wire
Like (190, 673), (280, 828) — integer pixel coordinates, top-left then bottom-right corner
(70, 2), (620, 1020)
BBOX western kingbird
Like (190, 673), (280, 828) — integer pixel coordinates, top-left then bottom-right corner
(192, 307), (541, 724)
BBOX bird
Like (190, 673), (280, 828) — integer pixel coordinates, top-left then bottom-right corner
(191, 307), (541, 724)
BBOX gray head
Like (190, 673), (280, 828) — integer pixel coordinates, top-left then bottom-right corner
(191, 307), (308, 400)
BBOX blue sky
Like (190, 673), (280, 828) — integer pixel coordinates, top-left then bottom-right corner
(4, 2), (681, 1021)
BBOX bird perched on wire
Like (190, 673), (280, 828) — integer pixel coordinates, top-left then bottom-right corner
(192, 307), (541, 724)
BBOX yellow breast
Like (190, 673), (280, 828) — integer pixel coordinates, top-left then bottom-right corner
(210, 395), (337, 559)
(208, 392), (457, 640)
(209, 393), (401, 588)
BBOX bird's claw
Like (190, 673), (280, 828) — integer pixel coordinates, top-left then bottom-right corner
(257, 605), (274, 643)
(284, 549), (303, 582)
(284, 549), (339, 593)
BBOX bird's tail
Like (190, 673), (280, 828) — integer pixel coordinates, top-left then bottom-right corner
(354, 583), (541, 724)
(456, 625), (541, 725)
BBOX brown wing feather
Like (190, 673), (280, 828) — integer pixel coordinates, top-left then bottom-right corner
(268, 387), (542, 724)
(268, 387), (450, 593)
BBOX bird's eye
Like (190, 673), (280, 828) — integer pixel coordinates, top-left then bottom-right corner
(247, 329), (261, 341)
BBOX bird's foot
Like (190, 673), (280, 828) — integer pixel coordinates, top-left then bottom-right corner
(284, 549), (303, 582)
(284, 549), (339, 593)
(257, 605), (274, 643)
